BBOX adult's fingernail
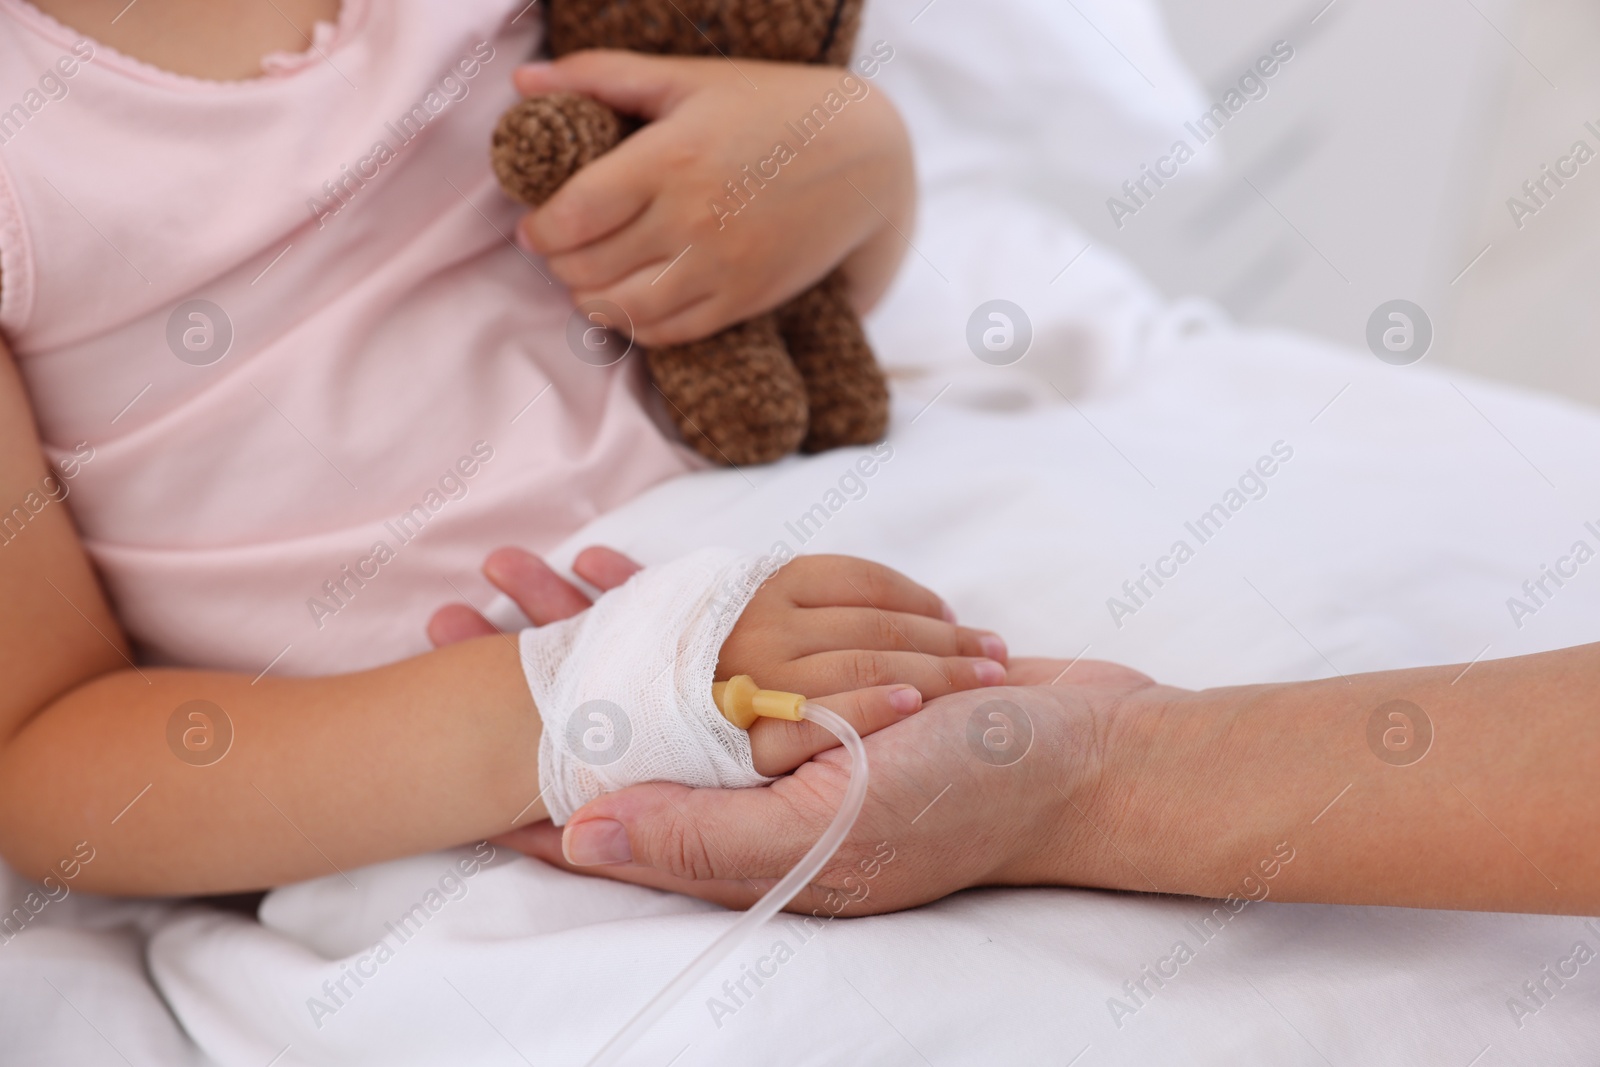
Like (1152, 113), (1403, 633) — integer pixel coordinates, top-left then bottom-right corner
(514, 218), (537, 255)
(563, 819), (632, 866)
(974, 660), (1006, 686)
(940, 600), (958, 623)
(978, 632), (1008, 663)
(888, 686), (921, 715)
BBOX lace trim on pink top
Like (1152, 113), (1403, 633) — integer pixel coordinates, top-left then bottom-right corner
(0, 0), (371, 89)
(0, 0), (369, 333)
(0, 161), (36, 335)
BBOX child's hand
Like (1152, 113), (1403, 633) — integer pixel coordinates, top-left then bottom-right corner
(428, 548), (1006, 775)
(512, 51), (914, 346)
(720, 554), (1007, 699)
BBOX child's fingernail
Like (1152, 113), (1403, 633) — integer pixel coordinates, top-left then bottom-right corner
(515, 61), (554, 78)
(940, 600), (958, 623)
(888, 686), (921, 715)
(978, 632), (1008, 663)
(563, 819), (633, 866)
(974, 660), (1006, 686)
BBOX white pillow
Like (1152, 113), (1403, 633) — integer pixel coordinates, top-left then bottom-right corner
(857, 0), (1209, 190)
(854, 0), (1214, 397)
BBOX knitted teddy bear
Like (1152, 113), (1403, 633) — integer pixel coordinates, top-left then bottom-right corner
(490, 0), (889, 466)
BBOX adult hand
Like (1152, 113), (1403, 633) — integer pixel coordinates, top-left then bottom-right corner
(493, 663), (1167, 917)
(444, 567), (1600, 917)
(513, 51), (914, 345)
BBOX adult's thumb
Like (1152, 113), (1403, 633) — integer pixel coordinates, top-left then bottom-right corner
(561, 780), (800, 880)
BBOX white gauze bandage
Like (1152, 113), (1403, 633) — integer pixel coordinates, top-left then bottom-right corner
(521, 547), (781, 825)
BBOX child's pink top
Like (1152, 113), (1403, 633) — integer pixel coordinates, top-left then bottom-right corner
(0, 0), (699, 675)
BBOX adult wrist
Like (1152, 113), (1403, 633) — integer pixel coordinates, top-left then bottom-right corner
(1045, 681), (1279, 898)
(993, 682), (1161, 891)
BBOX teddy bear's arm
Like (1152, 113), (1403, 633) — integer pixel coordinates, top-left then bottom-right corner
(491, 91), (626, 207)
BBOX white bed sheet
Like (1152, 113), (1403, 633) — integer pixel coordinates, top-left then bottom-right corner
(10, 308), (1587, 1066)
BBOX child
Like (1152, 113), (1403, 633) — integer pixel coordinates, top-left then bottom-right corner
(0, 0), (1006, 894)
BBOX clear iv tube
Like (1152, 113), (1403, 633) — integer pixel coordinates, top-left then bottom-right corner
(585, 702), (868, 1067)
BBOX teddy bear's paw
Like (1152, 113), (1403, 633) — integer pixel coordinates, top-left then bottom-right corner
(775, 272), (890, 453)
(491, 92), (624, 207)
(645, 316), (810, 467)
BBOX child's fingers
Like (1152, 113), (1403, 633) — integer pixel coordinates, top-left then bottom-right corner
(575, 245), (713, 331)
(571, 546), (643, 591)
(780, 556), (953, 621)
(425, 604), (496, 647)
(524, 167), (652, 257)
(513, 51), (707, 122)
(482, 547), (593, 626)
(525, 111), (696, 254)
(767, 651), (1005, 700)
(787, 608), (1006, 663)
(621, 291), (724, 349)
(542, 207), (677, 293)
(748, 685), (920, 776)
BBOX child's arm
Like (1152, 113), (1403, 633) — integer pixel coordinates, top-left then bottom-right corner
(4, 640), (542, 897)
(513, 52), (915, 347)
(0, 338), (999, 896)
(0, 333), (542, 894)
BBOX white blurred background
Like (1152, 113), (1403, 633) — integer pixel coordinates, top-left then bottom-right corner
(1060, 0), (1599, 406)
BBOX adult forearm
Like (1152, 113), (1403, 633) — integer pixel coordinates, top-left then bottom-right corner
(1082, 645), (1600, 914)
(0, 635), (542, 896)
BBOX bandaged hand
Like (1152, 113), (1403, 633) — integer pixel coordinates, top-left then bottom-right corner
(428, 547), (1007, 821)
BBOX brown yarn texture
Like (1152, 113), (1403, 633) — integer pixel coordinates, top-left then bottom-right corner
(491, 92), (623, 207)
(647, 316), (810, 465)
(776, 268), (889, 453)
(548, 0), (865, 66)
(490, 0), (888, 465)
